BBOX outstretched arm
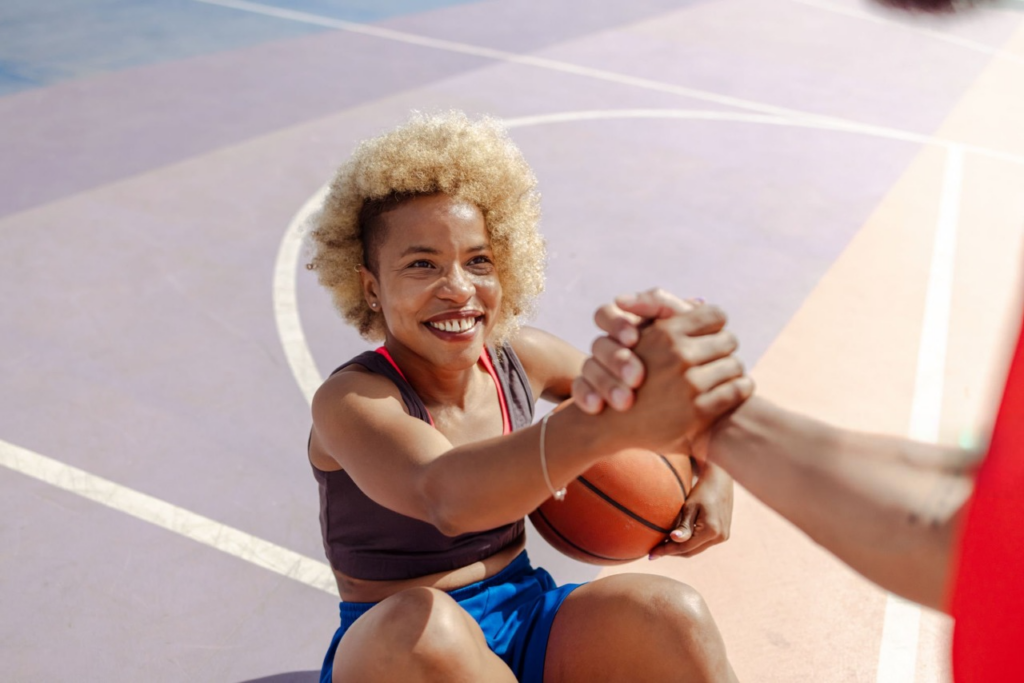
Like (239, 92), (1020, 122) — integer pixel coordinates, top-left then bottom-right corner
(577, 289), (979, 612)
(312, 307), (751, 538)
(705, 396), (978, 612)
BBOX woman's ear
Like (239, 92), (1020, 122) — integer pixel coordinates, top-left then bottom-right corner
(359, 265), (381, 311)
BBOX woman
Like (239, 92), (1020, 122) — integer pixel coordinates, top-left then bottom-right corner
(306, 111), (749, 682)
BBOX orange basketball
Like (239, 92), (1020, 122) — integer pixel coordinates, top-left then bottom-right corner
(529, 447), (693, 565)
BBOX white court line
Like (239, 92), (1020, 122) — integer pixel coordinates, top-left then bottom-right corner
(192, 0), (1024, 170)
(191, 0), (816, 120)
(875, 145), (964, 683)
(274, 185), (331, 405)
(877, 595), (927, 683)
(0, 437), (337, 596)
(792, 0), (1024, 67)
(510, 109), (1024, 166)
(909, 145), (964, 445)
(191, 0), (983, 131)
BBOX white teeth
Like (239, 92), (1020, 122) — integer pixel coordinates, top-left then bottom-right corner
(429, 317), (476, 333)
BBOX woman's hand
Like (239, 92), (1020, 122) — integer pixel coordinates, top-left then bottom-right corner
(649, 460), (734, 559)
(573, 289), (753, 445)
(572, 289), (698, 414)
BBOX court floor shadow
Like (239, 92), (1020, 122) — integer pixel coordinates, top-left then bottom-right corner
(238, 671), (320, 683)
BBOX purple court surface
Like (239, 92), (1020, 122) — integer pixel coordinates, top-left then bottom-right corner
(3, 1), (1024, 681)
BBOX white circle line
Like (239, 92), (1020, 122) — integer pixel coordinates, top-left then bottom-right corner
(499, 109), (1024, 167)
(274, 108), (1024, 412)
(273, 184), (331, 405)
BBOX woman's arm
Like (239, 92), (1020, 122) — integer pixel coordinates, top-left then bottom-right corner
(312, 311), (751, 537)
(313, 370), (615, 536)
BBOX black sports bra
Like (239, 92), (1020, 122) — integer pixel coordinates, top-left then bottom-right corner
(310, 344), (535, 581)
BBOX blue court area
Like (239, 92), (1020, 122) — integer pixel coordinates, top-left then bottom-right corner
(0, 0), (691, 95)
(2, 0), (1023, 681)
(0, 0), (487, 95)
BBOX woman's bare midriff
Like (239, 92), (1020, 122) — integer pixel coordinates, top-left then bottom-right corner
(333, 534), (527, 603)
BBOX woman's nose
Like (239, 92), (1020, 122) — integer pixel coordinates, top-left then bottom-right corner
(438, 266), (473, 300)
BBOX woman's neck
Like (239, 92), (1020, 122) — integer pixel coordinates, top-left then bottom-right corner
(383, 341), (488, 410)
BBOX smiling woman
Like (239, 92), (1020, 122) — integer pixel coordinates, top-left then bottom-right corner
(304, 111), (752, 683)
(308, 111), (544, 344)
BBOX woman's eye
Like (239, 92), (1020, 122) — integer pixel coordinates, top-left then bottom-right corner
(468, 256), (493, 267)
(408, 260), (433, 269)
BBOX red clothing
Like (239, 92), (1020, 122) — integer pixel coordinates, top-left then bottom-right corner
(951, 304), (1024, 681)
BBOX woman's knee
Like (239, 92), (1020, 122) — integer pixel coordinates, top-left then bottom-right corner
(644, 576), (714, 630)
(334, 588), (485, 681)
(546, 575), (734, 682)
(367, 587), (482, 656)
(600, 574), (709, 621)
(625, 576), (731, 671)
(597, 574), (721, 650)
(613, 575), (731, 673)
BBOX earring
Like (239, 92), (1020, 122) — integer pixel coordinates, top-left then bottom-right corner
(370, 302), (378, 309)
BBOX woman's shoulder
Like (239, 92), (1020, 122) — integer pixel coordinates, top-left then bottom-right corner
(313, 357), (403, 416)
(308, 362), (409, 470)
(507, 326), (566, 364)
(509, 325), (583, 360)
(507, 327), (584, 401)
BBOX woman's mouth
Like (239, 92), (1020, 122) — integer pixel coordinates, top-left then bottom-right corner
(425, 315), (482, 336)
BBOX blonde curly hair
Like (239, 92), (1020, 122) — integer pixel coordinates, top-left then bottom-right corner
(308, 111), (546, 343)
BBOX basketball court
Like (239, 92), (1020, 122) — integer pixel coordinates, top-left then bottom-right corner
(2, 0), (1023, 680)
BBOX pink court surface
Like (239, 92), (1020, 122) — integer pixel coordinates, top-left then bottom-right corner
(2, 0), (1024, 681)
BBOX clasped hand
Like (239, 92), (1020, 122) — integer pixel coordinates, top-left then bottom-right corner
(572, 288), (753, 559)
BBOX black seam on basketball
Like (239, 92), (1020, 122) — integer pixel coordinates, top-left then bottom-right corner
(657, 453), (688, 498)
(534, 508), (635, 563)
(576, 476), (673, 534)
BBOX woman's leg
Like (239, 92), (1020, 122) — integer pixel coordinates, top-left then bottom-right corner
(331, 586), (518, 683)
(544, 573), (738, 683)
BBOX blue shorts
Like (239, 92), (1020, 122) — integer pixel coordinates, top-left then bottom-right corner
(320, 551), (579, 683)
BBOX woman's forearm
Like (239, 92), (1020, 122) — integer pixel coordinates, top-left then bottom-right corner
(417, 403), (629, 535)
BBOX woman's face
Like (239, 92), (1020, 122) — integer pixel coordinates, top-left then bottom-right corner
(362, 194), (502, 369)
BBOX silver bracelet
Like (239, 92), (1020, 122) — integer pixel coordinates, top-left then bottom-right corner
(539, 412), (567, 501)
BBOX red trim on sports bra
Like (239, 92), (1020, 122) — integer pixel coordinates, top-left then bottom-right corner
(374, 346), (408, 381)
(480, 347), (512, 436)
(375, 346), (435, 427)
(374, 346), (512, 435)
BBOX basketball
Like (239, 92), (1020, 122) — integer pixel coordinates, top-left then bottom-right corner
(529, 444), (693, 565)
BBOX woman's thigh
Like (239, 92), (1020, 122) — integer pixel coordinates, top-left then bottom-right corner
(331, 587), (517, 683)
(543, 573), (738, 683)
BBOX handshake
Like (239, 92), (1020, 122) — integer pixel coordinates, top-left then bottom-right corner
(572, 288), (755, 462)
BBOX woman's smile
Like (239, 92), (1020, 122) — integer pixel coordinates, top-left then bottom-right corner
(424, 312), (485, 338)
